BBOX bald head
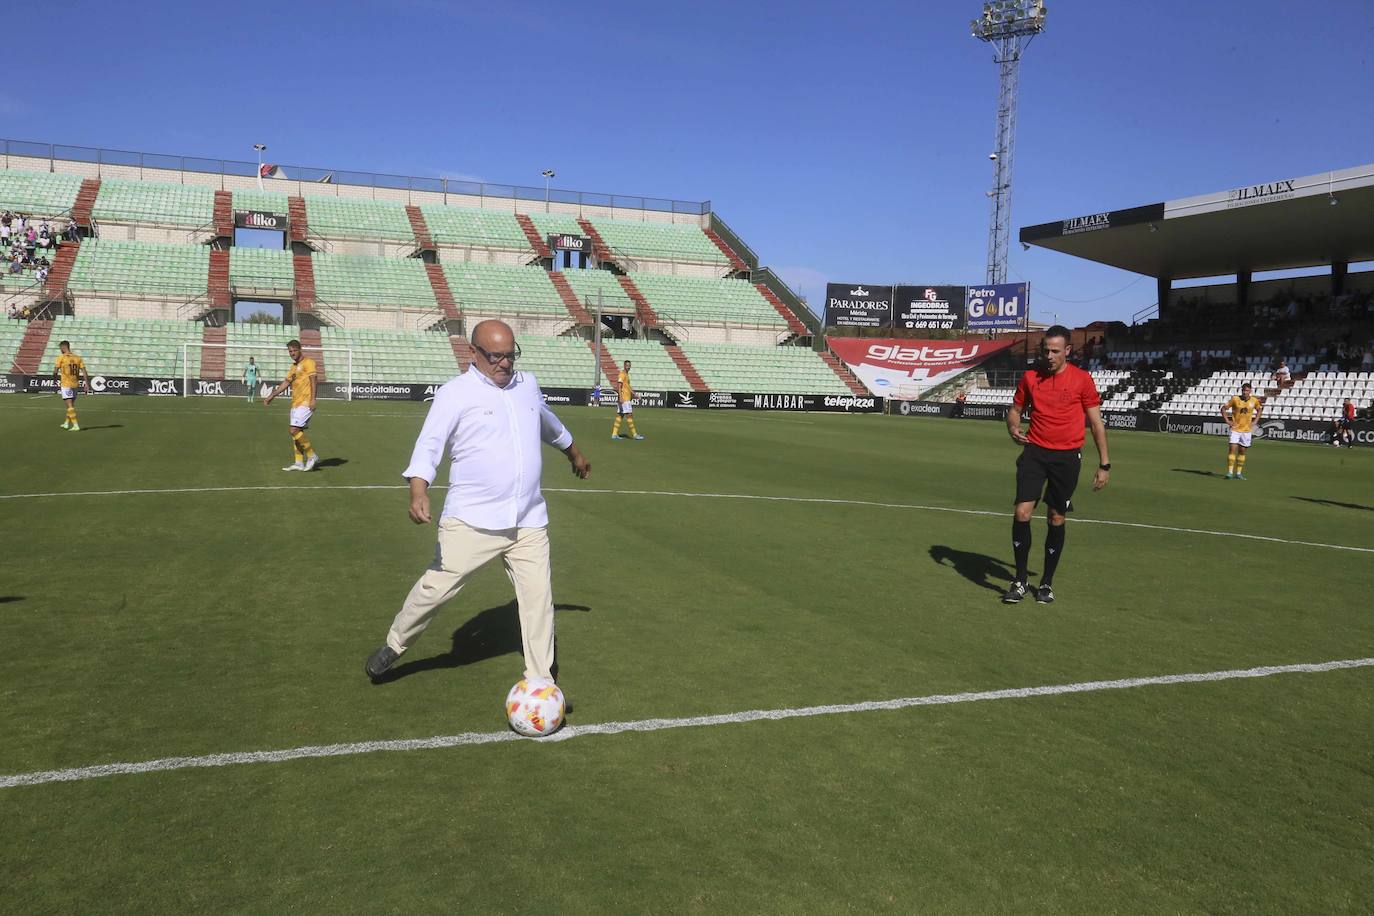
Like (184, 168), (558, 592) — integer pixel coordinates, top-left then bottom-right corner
(471, 320), (518, 386)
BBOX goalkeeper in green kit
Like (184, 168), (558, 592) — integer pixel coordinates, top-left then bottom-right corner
(243, 357), (261, 403)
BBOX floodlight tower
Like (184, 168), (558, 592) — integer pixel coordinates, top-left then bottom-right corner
(971, 0), (1047, 285)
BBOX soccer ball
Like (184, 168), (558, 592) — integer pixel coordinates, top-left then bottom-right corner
(505, 677), (566, 737)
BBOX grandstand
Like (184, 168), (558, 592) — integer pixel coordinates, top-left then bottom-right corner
(0, 139), (842, 400)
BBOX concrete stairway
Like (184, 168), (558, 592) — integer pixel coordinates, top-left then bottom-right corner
(9, 320), (53, 373)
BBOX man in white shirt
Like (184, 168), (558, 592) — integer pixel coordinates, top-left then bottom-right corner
(365, 320), (591, 684)
(1272, 360), (1291, 384)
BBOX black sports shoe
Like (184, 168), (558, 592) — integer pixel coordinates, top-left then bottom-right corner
(1035, 584), (1055, 604)
(365, 646), (399, 681)
(1001, 580), (1028, 604)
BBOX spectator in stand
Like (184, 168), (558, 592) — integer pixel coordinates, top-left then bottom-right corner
(20, 304), (32, 320)
(7, 303), (18, 319)
(14, 213), (26, 236)
(1272, 360), (1291, 385)
(36, 225), (50, 252)
(0, 219), (10, 249)
(1362, 348), (1374, 371)
(9, 254), (23, 275)
(64, 220), (80, 242)
(35, 264), (48, 284)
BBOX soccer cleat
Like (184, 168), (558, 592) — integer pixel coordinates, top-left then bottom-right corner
(365, 646), (399, 681)
(68, 424), (80, 432)
(303, 454), (319, 472)
(1035, 584), (1055, 604)
(1236, 473), (1246, 480)
(632, 434), (645, 440)
(610, 435), (621, 440)
(1224, 472), (1234, 479)
(282, 462), (305, 471)
(59, 421), (71, 430)
(1001, 580), (1028, 604)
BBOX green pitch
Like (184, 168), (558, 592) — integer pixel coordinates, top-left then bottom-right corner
(2, 396), (1372, 913)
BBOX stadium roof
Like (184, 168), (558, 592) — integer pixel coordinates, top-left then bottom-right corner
(1019, 163), (1374, 280)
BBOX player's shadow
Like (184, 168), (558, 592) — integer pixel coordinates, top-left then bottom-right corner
(315, 458), (348, 468)
(1291, 496), (1374, 512)
(374, 601), (591, 683)
(0, 596), (22, 604)
(1171, 468), (1221, 478)
(76, 424), (123, 431)
(929, 545), (1028, 594)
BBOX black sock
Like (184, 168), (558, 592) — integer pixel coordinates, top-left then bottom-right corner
(1012, 519), (1031, 583)
(1042, 523), (1066, 586)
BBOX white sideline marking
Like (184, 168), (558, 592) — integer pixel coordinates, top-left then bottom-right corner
(1, 484), (1371, 554)
(3, 657), (1371, 790)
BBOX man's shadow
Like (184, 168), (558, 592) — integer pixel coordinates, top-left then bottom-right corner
(1292, 496), (1374, 512)
(1171, 468), (1220, 478)
(375, 601), (591, 683)
(929, 545), (1029, 594)
(315, 457), (348, 469)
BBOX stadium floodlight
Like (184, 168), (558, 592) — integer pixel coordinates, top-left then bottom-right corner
(971, 0), (1047, 285)
(254, 143), (268, 190)
(541, 169), (556, 212)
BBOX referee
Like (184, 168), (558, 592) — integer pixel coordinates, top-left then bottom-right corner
(1003, 326), (1110, 605)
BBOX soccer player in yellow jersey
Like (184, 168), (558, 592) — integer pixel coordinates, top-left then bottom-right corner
(610, 360), (644, 440)
(1222, 381), (1262, 479)
(264, 339), (320, 471)
(53, 340), (89, 432)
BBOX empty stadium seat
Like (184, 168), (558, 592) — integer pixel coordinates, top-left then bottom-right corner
(559, 268), (635, 314)
(304, 195), (414, 241)
(600, 338), (690, 390)
(516, 335), (600, 388)
(311, 252), (436, 308)
(442, 262), (564, 315)
(0, 169), (83, 216)
(0, 320), (28, 367)
(40, 316), (203, 377)
(224, 322), (303, 379)
(680, 343), (852, 394)
(67, 240), (209, 297)
(421, 207), (529, 248)
(586, 219), (724, 264)
(319, 327), (459, 384)
(630, 273), (784, 327)
(93, 179), (214, 226)
(229, 247), (294, 296)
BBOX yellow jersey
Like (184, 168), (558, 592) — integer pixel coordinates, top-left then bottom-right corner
(1226, 394), (1261, 433)
(285, 357), (317, 408)
(616, 369), (633, 403)
(55, 352), (86, 388)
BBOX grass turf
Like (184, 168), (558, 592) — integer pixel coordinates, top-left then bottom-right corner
(2, 395), (1372, 913)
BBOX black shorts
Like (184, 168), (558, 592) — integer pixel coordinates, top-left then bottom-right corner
(1015, 444), (1082, 513)
(1339, 418), (1353, 430)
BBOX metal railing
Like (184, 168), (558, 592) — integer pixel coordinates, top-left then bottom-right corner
(1, 137), (710, 215)
(749, 266), (821, 341)
(1132, 301), (1158, 325)
(708, 213), (759, 269)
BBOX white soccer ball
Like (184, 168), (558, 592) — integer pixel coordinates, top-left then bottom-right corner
(505, 677), (566, 737)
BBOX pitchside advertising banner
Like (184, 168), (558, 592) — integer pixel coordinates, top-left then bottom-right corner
(826, 337), (1017, 400)
(893, 285), (965, 331)
(889, 400), (1374, 446)
(824, 283), (893, 329)
(965, 283), (1028, 330)
(827, 283), (1029, 330)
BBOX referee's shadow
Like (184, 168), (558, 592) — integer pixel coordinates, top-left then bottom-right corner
(929, 545), (1031, 594)
(374, 600), (591, 683)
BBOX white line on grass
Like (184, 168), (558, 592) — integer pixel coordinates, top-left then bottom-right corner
(3, 657), (1371, 790)
(1, 484), (1371, 554)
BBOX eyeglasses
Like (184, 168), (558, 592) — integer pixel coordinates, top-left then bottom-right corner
(474, 342), (521, 365)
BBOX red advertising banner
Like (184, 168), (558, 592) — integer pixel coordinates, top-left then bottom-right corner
(826, 337), (1017, 399)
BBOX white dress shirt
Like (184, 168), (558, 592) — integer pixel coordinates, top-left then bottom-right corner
(403, 366), (574, 530)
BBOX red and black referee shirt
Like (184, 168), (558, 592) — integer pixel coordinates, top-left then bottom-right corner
(1013, 363), (1102, 451)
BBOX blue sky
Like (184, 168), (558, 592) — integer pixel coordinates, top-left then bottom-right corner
(25, 0), (1374, 326)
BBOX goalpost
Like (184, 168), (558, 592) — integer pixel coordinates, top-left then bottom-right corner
(180, 342), (355, 400)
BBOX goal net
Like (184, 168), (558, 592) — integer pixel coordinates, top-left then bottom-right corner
(180, 342), (355, 400)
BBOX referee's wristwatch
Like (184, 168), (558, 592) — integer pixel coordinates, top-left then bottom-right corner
(1098, 463), (1112, 471)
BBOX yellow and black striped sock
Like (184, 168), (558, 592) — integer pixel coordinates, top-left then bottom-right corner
(292, 431), (315, 459)
(66, 405), (77, 426)
(612, 415), (622, 437)
(1226, 455), (1236, 475)
(1236, 454), (1246, 474)
(626, 416), (638, 437)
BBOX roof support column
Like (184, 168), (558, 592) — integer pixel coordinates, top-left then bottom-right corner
(1236, 270), (1251, 312)
(1332, 261), (1348, 297)
(1156, 276), (1171, 318)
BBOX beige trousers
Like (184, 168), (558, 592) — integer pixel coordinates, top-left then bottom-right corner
(386, 517), (556, 680)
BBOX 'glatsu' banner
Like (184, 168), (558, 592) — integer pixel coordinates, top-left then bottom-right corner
(965, 283), (1028, 329)
(825, 337), (1017, 400)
